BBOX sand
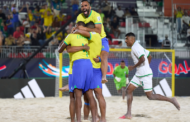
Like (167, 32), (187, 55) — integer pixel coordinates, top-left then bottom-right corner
(0, 96), (189, 122)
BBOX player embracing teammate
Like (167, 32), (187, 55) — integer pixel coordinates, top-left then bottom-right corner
(58, 0), (108, 122)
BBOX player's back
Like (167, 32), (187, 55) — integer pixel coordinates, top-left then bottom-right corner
(64, 34), (89, 62)
(88, 32), (102, 68)
(131, 42), (152, 77)
(77, 10), (106, 38)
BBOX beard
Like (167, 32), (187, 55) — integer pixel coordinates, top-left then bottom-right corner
(83, 9), (90, 17)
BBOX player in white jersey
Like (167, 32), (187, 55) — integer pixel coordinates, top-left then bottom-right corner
(119, 32), (180, 119)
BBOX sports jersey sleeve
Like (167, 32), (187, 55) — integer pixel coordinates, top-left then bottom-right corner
(94, 13), (102, 24)
(64, 35), (72, 45)
(88, 32), (98, 41)
(144, 49), (150, 57)
(132, 45), (145, 59)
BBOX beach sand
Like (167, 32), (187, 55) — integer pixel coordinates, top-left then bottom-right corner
(0, 96), (189, 122)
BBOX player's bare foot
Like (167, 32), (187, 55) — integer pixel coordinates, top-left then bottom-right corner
(101, 78), (108, 84)
(172, 97), (180, 110)
(119, 113), (132, 119)
(59, 84), (69, 92)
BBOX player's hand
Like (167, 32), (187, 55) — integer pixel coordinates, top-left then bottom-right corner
(93, 56), (100, 63)
(71, 27), (76, 33)
(128, 66), (134, 71)
(83, 44), (90, 51)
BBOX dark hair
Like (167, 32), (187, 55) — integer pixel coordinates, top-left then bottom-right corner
(82, 0), (90, 3)
(121, 60), (125, 63)
(125, 32), (135, 37)
(86, 21), (95, 28)
(77, 21), (86, 26)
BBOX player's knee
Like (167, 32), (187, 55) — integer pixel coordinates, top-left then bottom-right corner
(126, 87), (132, 94)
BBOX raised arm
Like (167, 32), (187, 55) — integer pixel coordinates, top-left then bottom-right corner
(19, 4), (25, 12)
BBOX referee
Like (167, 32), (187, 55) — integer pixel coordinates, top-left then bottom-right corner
(113, 60), (129, 100)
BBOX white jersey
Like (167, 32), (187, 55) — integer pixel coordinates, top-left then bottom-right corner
(131, 42), (153, 77)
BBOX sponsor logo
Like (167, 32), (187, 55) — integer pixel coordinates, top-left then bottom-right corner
(158, 60), (190, 76)
(14, 79), (45, 99)
(39, 59), (69, 77)
(0, 65), (6, 71)
(153, 79), (172, 97)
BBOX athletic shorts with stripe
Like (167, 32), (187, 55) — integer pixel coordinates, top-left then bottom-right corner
(69, 74), (73, 93)
(130, 75), (153, 92)
(90, 68), (102, 89)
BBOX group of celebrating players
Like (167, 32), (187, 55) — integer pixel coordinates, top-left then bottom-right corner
(58, 0), (180, 122)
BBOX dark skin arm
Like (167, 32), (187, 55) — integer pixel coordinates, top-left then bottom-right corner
(74, 29), (90, 38)
(76, 24), (102, 34)
(147, 54), (152, 64)
(66, 44), (89, 53)
(128, 55), (145, 71)
(58, 41), (90, 53)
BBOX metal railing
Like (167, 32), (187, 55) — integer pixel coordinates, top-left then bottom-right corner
(0, 46), (58, 58)
(0, 46), (190, 59)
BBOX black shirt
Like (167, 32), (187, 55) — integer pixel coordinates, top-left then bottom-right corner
(0, 13), (6, 20)
(111, 21), (119, 29)
(37, 32), (45, 40)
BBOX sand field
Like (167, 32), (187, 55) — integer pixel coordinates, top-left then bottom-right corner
(0, 96), (189, 122)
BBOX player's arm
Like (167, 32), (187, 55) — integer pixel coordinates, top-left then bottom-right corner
(58, 41), (67, 53)
(74, 29), (90, 38)
(147, 54), (152, 64)
(128, 56), (145, 71)
(77, 24), (101, 34)
(66, 44), (89, 53)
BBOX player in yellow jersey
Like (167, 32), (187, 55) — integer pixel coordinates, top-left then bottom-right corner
(76, 0), (109, 84)
(74, 21), (106, 122)
(58, 21), (97, 122)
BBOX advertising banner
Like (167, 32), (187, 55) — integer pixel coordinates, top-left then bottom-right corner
(0, 58), (190, 78)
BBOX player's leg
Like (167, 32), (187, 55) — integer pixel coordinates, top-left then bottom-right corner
(83, 94), (90, 120)
(145, 91), (180, 110)
(122, 87), (126, 100)
(94, 88), (106, 122)
(125, 84), (136, 119)
(85, 89), (97, 122)
(69, 92), (75, 122)
(83, 59), (97, 122)
(143, 75), (180, 110)
(121, 80), (127, 100)
(83, 93), (100, 121)
(101, 38), (109, 83)
(119, 76), (139, 119)
(74, 89), (83, 122)
(59, 84), (69, 92)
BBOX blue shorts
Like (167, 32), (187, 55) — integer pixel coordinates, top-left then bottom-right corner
(72, 59), (93, 93)
(90, 68), (102, 89)
(68, 74), (73, 93)
(101, 37), (109, 53)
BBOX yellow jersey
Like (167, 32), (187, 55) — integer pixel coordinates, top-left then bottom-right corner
(68, 53), (73, 74)
(28, 13), (34, 21)
(46, 31), (55, 39)
(88, 32), (102, 68)
(64, 34), (89, 62)
(40, 8), (51, 18)
(76, 10), (106, 39)
(57, 14), (65, 22)
(44, 14), (53, 26)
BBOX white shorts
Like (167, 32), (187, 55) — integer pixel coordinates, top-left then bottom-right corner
(130, 75), (153, 92)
